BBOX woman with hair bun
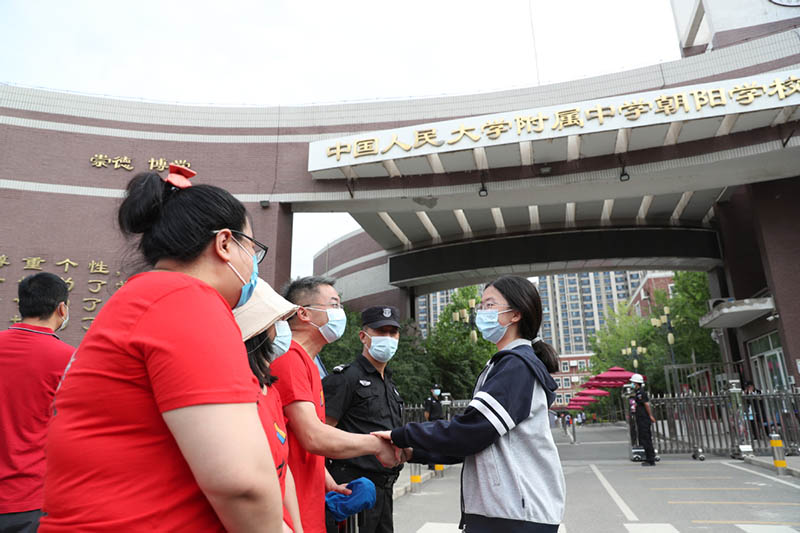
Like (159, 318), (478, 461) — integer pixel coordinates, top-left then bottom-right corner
(377, 275), (565, 532)
(41, 166), (283, 532)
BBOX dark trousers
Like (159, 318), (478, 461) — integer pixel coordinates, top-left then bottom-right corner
(637, 417), (656, 463)
(462, 514), (559, 532)
(326, 464), (397, 533)
(0, 510), (42, 533)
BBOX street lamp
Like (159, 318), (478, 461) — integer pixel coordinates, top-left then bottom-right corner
(453, 298), (478, 343)
(621, 340), (647, 372)
(651, 305), (676, 365)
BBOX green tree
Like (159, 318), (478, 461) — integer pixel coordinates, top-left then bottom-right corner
(424, 286), (495, 399)
(589, 302), (661, 383)
(665, 271), (720, 365)
(588, 271), (723, 394)
(387, 321), (432, 404)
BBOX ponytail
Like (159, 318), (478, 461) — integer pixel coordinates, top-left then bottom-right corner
(532, 338), (560, 374)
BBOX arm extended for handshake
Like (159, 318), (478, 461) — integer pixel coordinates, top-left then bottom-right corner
(284, 400), (401, 466)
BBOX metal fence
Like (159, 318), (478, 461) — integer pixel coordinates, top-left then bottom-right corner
(648, 391), (800, 457)
(402, 402), (468, 425)
(663, 361), (744, 396)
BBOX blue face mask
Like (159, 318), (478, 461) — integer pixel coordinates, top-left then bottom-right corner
(366, 334), (398, 363)
(227, 239), (258, 309)
(433, 388), (441, 396)
(310, 307), (347, 344)
(271, 320), (292, 360)
(475, 309), (513, 344)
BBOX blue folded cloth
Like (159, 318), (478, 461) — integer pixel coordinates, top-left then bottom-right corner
(325, 477), (377, 522)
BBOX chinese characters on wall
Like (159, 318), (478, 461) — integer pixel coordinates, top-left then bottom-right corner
(320, 74), (800, 165)
(89, 156), (192, 171)
(0, 253), (126, 336)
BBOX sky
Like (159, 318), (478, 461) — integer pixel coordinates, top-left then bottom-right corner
(0, 0), (681, 277)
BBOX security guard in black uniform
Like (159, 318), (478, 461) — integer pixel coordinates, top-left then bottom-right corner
(322, 306), (404, 533)
(423, 384), (444, 422)
(422, 384), (444, 471)
(631, 373), (657, 466)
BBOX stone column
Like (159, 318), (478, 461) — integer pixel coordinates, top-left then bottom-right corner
(250, 201), (293, 290)
(750, 177), (800, 386)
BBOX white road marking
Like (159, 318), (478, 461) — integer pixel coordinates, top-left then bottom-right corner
(590, 463), (639, 522)
(415, 521), (568, 532)
(416, 523), (460, 533)
(723, 461), (800, 490)
(624, 525), (679, 532)
(736, 525), (800, 532)
(556, 440), (628, 445)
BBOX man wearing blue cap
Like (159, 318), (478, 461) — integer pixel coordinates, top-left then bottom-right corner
(322, 306), (405, 533)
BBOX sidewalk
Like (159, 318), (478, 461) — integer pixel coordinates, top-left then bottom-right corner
(743, 453), (800, 479)
(393, 465), (452, 499)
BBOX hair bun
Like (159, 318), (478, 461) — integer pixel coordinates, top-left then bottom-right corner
(118, 172), (168, 235)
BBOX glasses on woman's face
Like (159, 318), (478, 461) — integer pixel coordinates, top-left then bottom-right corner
(213, 229), (269, 264)
(230, 230), (269, 264)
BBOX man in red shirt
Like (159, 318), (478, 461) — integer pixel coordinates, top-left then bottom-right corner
(272, 277), (397, 533)
(0, 273), (73, 532)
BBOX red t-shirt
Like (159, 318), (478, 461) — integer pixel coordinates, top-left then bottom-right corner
(271, 340), (327, 533)
(40, 272), (259, 532)
(0, 324), (74, 513)
(258, 384), (293, 531)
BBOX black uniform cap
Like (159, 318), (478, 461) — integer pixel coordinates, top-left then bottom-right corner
(362, 305), (400, 329)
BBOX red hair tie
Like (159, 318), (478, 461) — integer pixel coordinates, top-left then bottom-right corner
(165, 164), (196, 189)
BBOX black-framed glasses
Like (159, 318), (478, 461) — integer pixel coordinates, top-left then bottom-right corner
(214, 229), (269, 264)
(231, 230), (269, 264)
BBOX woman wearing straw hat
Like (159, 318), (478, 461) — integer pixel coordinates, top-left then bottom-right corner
(234, 278), (304, 532)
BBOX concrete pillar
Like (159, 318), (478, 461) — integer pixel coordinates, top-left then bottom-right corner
(251, 201), (293, 290)
(714, 187), (766, 300)
(750, 177), (800, 386)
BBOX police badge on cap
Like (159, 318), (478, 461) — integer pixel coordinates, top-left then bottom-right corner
(362, 305), (401, 329)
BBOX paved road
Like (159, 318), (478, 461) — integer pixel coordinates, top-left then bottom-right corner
(392, 424), (800, 533)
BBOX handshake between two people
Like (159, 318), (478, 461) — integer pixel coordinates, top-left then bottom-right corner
(370, 431), (412, 468)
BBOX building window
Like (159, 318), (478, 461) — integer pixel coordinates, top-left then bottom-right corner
(554, 377), (562, 387)
(561, 361), (569, 373)
(578, 360), (586, 370)
(565, 393), (572, 402)
(556, 394), (564, 404)
(668, 283), (675, 297)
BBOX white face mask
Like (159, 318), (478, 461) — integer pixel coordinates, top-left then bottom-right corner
(271, 320), (292, 360)
(365, 333), (399, 363)
(57, 306), (69, 332)
(308, 307), (347, 344)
